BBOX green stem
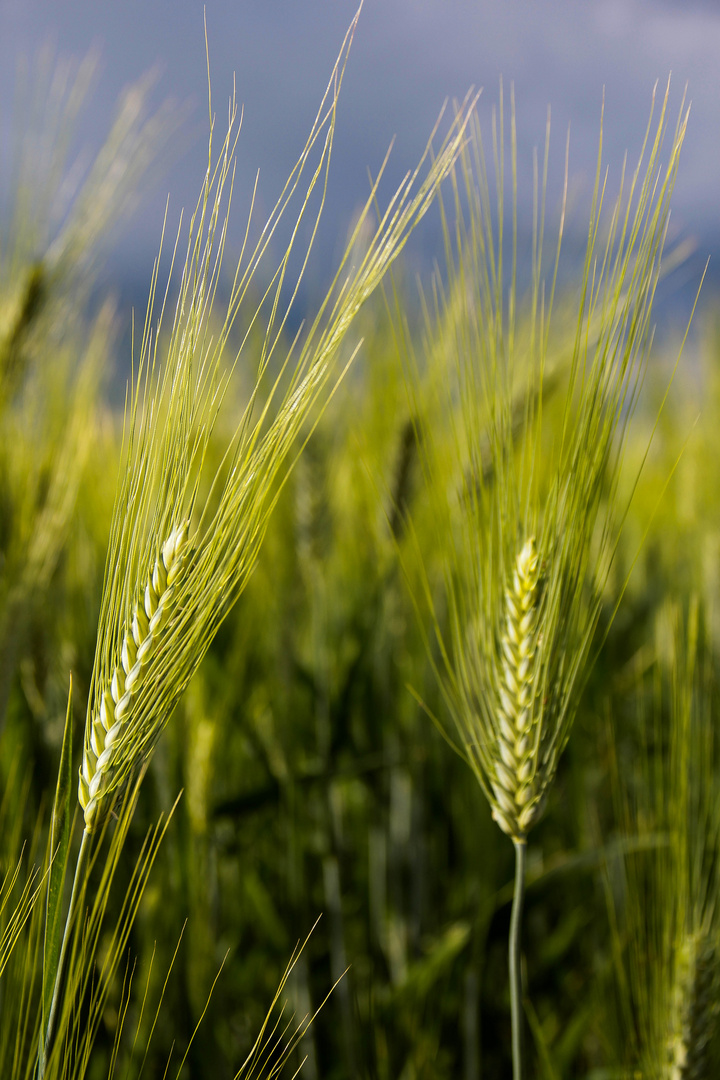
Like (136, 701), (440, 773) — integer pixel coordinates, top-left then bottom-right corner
(509, 837), (526, 1080)
(41, 828), (92, 1076)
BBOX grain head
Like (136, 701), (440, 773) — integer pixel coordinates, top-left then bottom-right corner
(403, 80), (690, 842)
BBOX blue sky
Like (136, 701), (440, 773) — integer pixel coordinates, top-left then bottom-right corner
(1, 0), (717, 321)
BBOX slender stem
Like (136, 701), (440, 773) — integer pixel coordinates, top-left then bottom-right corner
(41, 827), (92, 1076)
(509, 837), (527, 1080)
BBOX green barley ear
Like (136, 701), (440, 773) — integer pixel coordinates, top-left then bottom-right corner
(491, 536), (543, 839)
(401, 80), (690, 1079)
(78, 519), (190, 833)
(668, 932), (720, 1080)
(405, 79), (689, 840)
(604, 602), (720, 1078)
(0, 53), (175, 731)
(660, 609), (720, 1080)
(71, 25), (472, 838)
(41, 11), (474, 1070)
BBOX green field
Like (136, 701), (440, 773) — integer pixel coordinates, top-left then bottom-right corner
(0, 26), (718, 1080)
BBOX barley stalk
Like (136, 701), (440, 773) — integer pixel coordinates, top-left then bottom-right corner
(77, 521), (189, 834)
(491, 533), (543, 1080)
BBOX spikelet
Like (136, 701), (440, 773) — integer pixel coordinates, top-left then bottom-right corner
(668, 933), (720, 1080)
(490, 537), (542, 841)
(78, 521), (189, 833)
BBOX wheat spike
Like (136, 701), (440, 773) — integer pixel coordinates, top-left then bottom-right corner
(490, 537), (542, 841)
(78, 521), (189, 833)
(668, 934), (720, 1080)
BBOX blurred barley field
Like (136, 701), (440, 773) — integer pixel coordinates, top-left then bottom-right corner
(1, 28), (720, 1080)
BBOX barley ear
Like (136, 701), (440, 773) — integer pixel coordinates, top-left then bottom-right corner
(78, 520), (190, 833)
(490, 537), (542, 842)
(668, 933), (720, 1080)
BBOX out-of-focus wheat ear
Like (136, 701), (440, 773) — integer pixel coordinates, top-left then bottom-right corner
(668, 933), (720, 1080)
(490, 537), (542, 841)
(78, 520), (189, 833)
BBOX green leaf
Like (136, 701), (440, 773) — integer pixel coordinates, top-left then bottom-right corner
(40, 676), (74, 1056)
(395, 921), (471, 1002)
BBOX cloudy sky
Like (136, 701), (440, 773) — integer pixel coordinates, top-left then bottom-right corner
(1, 0), (717, 321)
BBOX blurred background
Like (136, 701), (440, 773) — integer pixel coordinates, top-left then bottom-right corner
(1, 0), (717, 333)
(1, 3), (720, 1079)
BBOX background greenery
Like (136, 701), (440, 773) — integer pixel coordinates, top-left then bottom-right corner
(1, 52), (719, 1080)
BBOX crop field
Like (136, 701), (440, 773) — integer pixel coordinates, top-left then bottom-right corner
(1, 9), (719, 1080)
